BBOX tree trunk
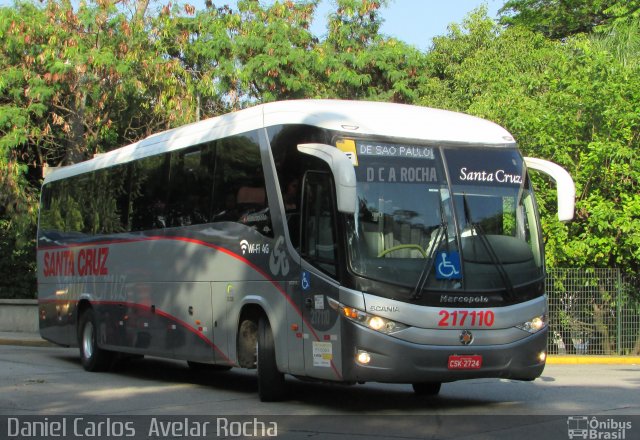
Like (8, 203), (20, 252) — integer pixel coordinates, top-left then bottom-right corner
(135, 0), (150, 22)
(64, 91), (86, 165)
(592, 302), (613, 355)
(633, 335), (640, 355)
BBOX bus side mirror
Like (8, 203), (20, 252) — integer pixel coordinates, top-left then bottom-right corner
(297, 143), (357, 214)
(524, 157), (575, 222)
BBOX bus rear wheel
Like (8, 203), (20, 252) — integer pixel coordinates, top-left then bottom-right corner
(78, 308), (113, 372)
(412, 382), (441, 396)
(257, 316), (286, 402)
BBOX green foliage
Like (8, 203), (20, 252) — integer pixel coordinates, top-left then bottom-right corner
(1, 0), (640, 298)
(231, 0), (320, 103)
(499, 0), (640, 39)
(0, 219), (36, 299)
(589, 18), (640, 69)
(430, 8), (640, 274)
(0, 0), (199, 298)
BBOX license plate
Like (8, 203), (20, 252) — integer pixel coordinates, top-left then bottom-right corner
(448, 355), (482, 370)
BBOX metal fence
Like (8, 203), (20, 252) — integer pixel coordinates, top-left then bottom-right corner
(546, 268), (640, 355)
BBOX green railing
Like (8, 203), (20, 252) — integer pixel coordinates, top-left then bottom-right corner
(546, 268), (640, 355)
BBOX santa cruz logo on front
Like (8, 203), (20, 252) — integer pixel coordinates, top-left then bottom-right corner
(459, 167), (522, 184)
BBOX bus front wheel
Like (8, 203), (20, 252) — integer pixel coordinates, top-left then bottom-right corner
(257, 316), (286, 402)
(412, 382), (441, 396)
(78, 308), (113, 372)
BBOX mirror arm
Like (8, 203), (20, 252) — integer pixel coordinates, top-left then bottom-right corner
(524, 157), (575, 222)
(297, 143), (357, 214)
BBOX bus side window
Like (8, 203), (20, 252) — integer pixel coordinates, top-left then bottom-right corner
(167, 144), (215, 227)
(301, 171), (337, 277)
(283, 177), (301, 249)
(130, 155), (170, 231)
(86, 167), (130, 235)
(213, 133), (274, 237)
(268, 124), (333, 252)
(38, 181), (62, 239)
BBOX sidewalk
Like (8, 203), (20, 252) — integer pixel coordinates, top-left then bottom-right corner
(0, 332), (638, 364)
(546, 355), (640, 365)
(0, 331), (55, 347)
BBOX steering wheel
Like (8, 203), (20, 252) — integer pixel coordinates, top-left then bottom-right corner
(377, 244), (426, 258)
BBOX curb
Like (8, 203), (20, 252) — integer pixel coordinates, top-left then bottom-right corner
(0, 337), (55, 347)
(546, 356), (640, 365)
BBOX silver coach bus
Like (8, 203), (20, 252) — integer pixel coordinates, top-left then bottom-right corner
(37, 100), (574, 401)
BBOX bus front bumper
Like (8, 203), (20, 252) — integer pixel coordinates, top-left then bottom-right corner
(343, 323), (548, 384)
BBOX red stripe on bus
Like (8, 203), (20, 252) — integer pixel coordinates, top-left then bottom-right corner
(40, 298), (234, 366)
(137, 237), (342, 379)
(38, 235), (342, 379)
(97, 300), (233, 365)
(143, 236), (323, 341)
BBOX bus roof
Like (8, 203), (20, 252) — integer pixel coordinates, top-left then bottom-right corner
(43, 99), (516, 184)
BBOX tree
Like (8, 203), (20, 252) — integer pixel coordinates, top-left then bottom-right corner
(316, 0), (425, 102)
(428, 6), (639, 354)
(422, 6), (502, 110)
(0, 0), (197, 297)
(229, 0), (321, 105)
(499, 0), (640, 39)
(589, 17), (640, 69)
(424, 7), (640, 274)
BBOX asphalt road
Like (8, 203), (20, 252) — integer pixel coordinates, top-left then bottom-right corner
(1, 345), (639, 439)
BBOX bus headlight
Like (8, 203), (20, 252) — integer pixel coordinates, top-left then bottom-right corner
(328, 299), (407, 335)
(516, 314), (547, 334)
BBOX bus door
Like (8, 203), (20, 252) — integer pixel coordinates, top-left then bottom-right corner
(299, 171), (343, 380)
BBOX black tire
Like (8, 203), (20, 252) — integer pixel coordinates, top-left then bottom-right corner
(412, 382), (442, 396)
(187, 361), (232, 372)
(78, 308), (113, 372)
(257, 316), (286, 402)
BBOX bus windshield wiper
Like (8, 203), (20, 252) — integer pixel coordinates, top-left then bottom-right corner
(462, 194), (515, 301)
(411, 203), (448, 301)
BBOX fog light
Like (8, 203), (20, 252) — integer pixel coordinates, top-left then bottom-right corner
(356, 350), (371, 365)
(538, 351), (547, 363)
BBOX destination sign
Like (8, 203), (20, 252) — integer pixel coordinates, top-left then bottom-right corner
(348, 140), (443, 184)
(357, 141), (435, 160)
(365, 166), (438, 183)
(354, 162), (440, 184)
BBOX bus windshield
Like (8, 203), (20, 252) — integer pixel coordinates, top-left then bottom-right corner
(344, 140), (543, 300)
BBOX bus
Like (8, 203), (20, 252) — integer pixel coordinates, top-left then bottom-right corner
(37, 99), (575, 401)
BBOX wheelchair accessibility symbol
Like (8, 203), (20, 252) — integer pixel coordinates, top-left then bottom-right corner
(301, 271), (311, 291)
(435, 251), (462, 280)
